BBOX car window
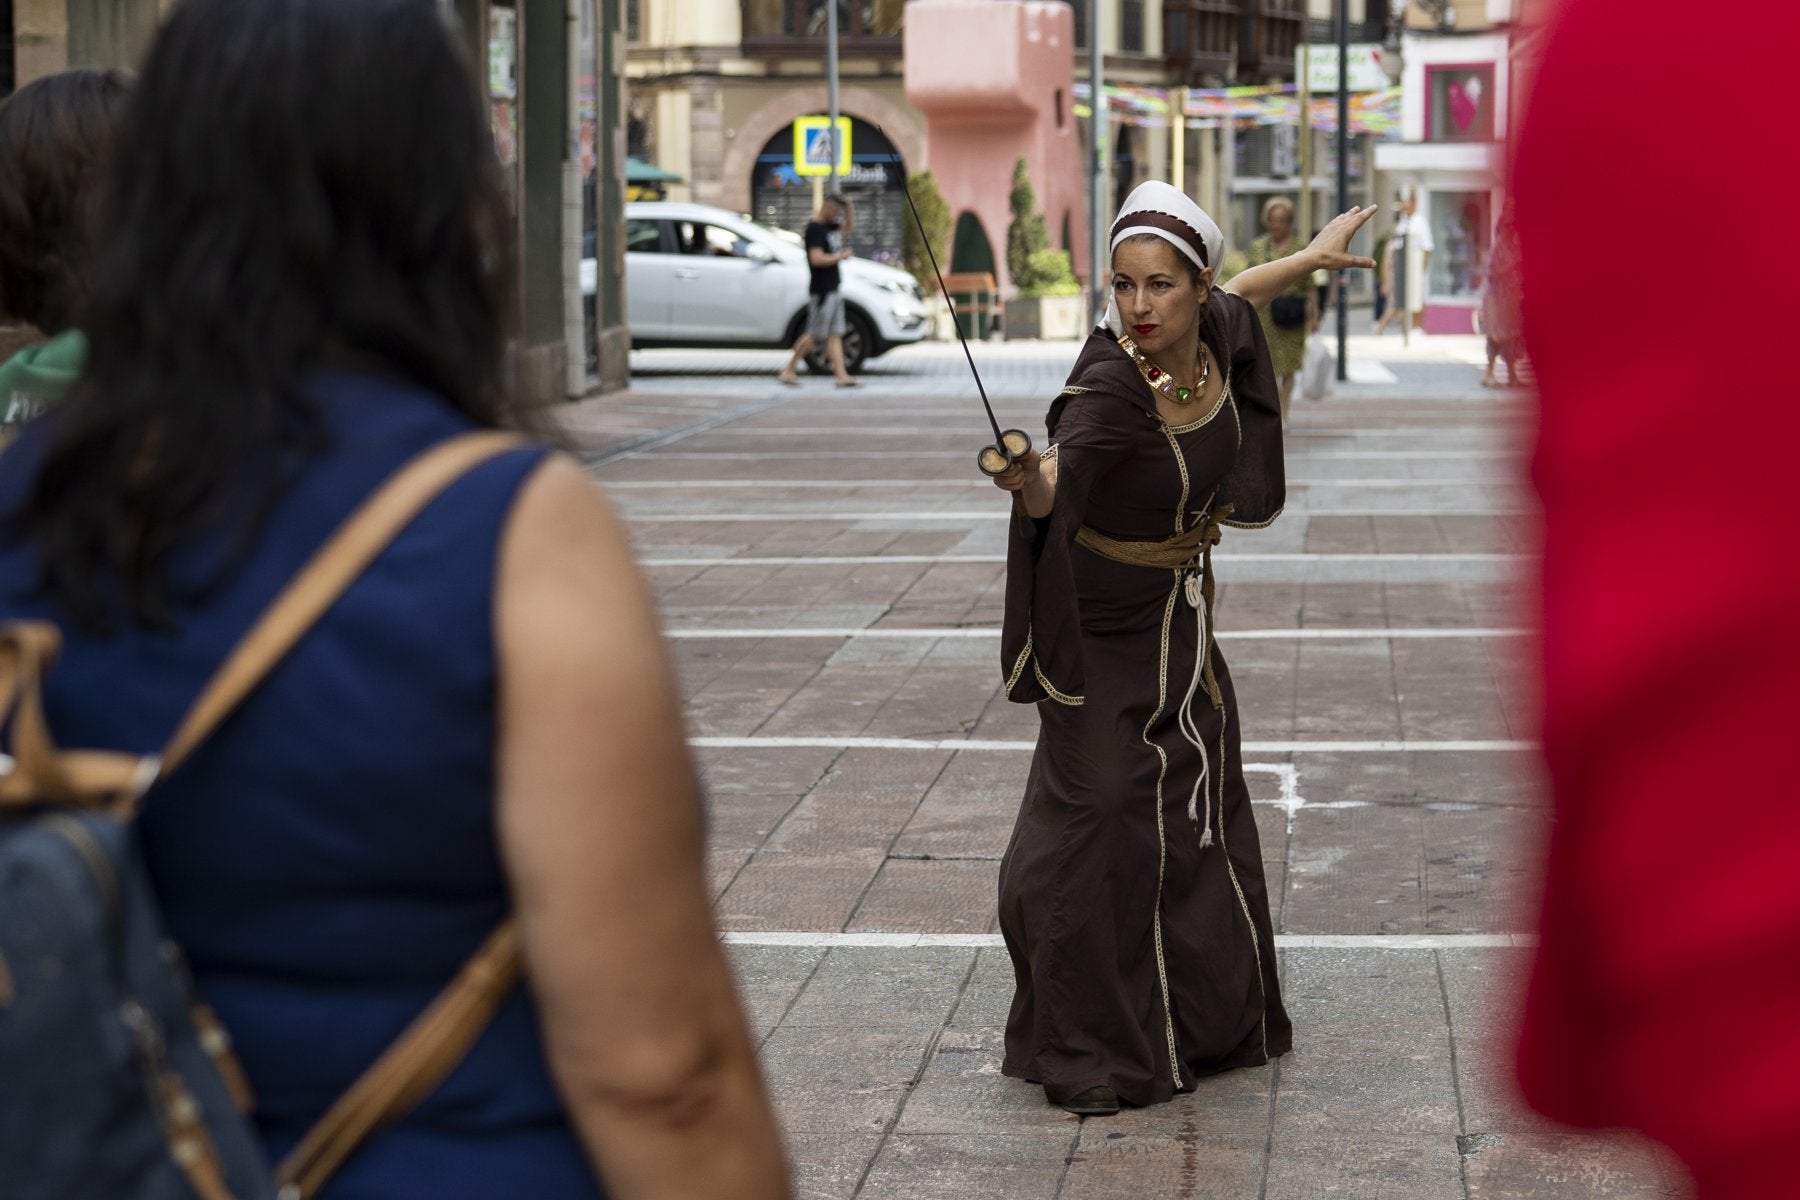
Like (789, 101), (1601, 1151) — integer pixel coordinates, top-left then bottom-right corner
(673, 221), (751, 258)
(625, 218), (664, 253)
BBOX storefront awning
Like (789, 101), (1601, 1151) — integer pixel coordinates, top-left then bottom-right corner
(626, 157), (684, 183)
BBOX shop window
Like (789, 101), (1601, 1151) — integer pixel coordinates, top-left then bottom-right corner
(1426, 64), (1496, 143)
(739, 0), (901, 38)
(1427, 190), (1491, 300)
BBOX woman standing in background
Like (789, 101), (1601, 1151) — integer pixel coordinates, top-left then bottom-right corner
(1242, 197), (1310, 423)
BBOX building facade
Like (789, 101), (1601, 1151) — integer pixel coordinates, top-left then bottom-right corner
(1, 0), (625, 400)
(629, 0), (1393, 298)
(625, 0), (920, 269)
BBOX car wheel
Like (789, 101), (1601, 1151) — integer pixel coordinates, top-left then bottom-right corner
(806, 309), (872, 376)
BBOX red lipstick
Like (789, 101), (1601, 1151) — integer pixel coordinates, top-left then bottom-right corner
(1133, 324), (1157, 336)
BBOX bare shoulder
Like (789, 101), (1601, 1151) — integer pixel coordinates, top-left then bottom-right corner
(497, 453), (661, 657)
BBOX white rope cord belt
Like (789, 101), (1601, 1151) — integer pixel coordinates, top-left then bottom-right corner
(1076, 505), (1233, 849)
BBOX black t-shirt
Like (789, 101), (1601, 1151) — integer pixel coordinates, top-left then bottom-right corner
(805, 220), (842, 296)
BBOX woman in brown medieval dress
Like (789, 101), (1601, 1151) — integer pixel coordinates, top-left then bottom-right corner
(990, 182), (1376, 1115)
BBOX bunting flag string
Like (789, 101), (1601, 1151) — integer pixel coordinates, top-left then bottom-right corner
(1071, 81), (1401, 137)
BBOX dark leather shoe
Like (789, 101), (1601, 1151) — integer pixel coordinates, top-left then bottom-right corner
(1055, 1085), (1120, 1116)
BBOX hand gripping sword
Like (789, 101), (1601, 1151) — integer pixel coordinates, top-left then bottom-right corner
(883, 142), (1032, 477)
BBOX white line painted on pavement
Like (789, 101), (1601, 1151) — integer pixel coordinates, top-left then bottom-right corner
(689, 736), (1535, 753)
(632, 448), (1513, 461)
(622, 509), (1528, 522)
(720, 931), (1535, 949)
(1344, 360), (1400, 385)
(642, 552), (1523, 568)
(662, 429), (1504, 456)
(606, 478), (1516, 489)
(667, 626), (1526, 640)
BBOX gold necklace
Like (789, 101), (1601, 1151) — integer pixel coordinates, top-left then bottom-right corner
(1119, 334), (1210, 404)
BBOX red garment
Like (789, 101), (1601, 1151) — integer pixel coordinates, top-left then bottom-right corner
(1516, 3), (1800, 1194)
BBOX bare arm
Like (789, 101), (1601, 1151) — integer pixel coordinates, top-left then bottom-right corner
(1224, 206), (1380, 310)
(807, 245), (852, 268)
(496, 456), (790, 1200)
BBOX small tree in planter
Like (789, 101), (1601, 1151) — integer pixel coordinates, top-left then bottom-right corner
(1005, 158), (1085, 339)
(899, 168), (953, 337)
(900, 171), (951, 281)
(1006, 158), (1049, 287)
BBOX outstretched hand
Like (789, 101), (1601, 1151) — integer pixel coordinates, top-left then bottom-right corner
(989, 449), (1041, 493)
(1307, 206), (1380, 272)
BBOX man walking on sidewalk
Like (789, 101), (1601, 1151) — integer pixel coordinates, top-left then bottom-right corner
(778, 193), (860, 388)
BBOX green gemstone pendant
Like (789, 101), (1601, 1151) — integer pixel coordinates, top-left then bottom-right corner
(1176, 386), (1193, 402)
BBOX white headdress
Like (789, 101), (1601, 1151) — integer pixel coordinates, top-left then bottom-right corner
(1100, 180), (1226, 336)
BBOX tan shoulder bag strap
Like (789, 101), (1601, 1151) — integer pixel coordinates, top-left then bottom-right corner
(147, 429), (528, 1200)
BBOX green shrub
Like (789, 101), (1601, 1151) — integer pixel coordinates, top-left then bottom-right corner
(1017, 248), (1081, 298)
(1006, 158), (1049, 285)
(900, 169), (951, 292)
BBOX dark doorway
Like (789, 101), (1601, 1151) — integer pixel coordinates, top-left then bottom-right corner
(0, 0), (13, 98)
(750, 116), (905, 266)
(950, 212), (995, 276)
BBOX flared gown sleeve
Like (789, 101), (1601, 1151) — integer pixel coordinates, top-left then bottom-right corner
(1212, 289), (1286, 528)
(999, 359), (1140, 706)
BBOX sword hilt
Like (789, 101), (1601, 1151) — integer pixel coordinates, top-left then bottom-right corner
(977, 429), (1034, 477)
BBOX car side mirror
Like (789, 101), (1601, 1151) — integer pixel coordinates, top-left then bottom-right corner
(742, 241), (774, 264)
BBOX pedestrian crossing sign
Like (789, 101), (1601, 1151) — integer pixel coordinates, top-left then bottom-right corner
(792, 116), (852, 177)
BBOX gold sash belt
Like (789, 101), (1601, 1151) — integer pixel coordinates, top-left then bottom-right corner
(1075, 503), (1235, 710)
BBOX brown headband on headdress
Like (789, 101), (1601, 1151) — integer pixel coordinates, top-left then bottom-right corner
(1109, 210), (1210, 267)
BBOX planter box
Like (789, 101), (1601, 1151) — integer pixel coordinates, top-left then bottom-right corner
(1004, 295), (1087, 341)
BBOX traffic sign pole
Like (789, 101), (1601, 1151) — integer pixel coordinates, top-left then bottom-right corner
(827, 0), (841, 192)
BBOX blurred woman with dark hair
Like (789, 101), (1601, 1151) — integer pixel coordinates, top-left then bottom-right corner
(0, 1), (788, 1197)
(0, 67), (131, 433)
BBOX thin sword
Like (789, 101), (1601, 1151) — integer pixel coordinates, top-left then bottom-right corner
(879, 135), (1029, 474)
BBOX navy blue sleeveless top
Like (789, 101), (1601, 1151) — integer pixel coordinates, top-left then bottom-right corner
(0, 371), (605, 1199)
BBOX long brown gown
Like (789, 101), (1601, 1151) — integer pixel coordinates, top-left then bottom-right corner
(998, 289), (1293, 1108)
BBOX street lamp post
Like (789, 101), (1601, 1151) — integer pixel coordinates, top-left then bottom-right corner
(1088, 0), (1106, 325)
(1335, 0), (1350, 380)
(827, 0), (841, 190)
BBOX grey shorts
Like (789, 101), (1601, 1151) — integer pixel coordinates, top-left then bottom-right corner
(805, 290), (846, 340)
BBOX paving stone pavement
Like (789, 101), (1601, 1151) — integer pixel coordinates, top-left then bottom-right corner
(562, 338), (1688, 1199)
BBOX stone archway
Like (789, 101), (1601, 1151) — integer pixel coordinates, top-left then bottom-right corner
(717, 83), (923, 214)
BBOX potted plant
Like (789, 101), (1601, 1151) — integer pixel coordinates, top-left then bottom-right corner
(1002, 159), (1085, 340)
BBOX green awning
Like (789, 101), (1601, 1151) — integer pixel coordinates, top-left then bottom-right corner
(627, 157), (683, 183)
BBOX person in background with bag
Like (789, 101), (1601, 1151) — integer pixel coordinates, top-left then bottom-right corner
(1375, 189), (1432, 339)
(0, 68), (131, 440)
(1243, 197), (1311, 424)
(0, 1), (788, 1198)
